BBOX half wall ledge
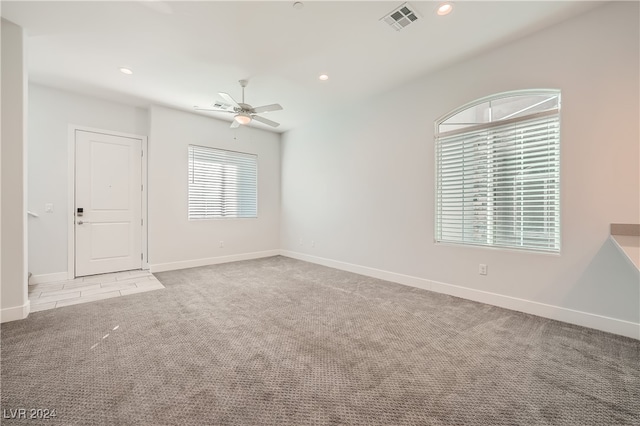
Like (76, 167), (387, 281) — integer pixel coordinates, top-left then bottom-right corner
(610, 224), (640, 270)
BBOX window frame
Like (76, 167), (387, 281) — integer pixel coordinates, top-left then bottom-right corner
(434, 90), (561, 253)
(187, 144), (258, 220)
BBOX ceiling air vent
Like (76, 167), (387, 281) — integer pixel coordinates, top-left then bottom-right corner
(381, 2), (419, 31)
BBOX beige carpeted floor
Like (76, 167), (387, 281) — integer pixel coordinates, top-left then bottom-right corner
(1, 256), (639, 425)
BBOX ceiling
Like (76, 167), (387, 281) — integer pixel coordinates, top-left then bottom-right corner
(1, 1), (604, 133)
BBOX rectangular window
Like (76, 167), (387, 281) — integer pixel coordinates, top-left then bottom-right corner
(188, 145), (257, 219)
(435, 110), (560, 252)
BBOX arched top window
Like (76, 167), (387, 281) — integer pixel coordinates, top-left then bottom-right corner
(434, 90), (561, 252)
(437, 90), (560, 134)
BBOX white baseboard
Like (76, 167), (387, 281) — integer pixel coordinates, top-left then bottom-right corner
(150, 250), (281, 273)
(280, 250), (640, 340)
(280, 250), (433, 291)
(29, 272), (69, 285)
(1, 300), (30, 323)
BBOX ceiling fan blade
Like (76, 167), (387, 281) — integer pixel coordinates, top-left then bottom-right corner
(230, 120), (240, 129)
(218, 92), (240, 108)
(252, 103), (283, 114)
(252, 114), (280, 128)
(211, 101), (236, 111)
(194, 107), (234, 113)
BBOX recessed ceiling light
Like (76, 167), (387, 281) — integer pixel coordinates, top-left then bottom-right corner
(436, 2), (453, 16)
(119, 67), (133, 75)
(319, 74), (329, 81)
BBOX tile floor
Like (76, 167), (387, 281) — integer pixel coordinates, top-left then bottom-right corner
(29, 270), (165, 312)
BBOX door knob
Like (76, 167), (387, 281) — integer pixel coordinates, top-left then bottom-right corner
(77, 220), (84, 225)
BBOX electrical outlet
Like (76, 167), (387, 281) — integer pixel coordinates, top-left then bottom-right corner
(479, 264), (488, 275)
(219, 240), (224, 248)
(299, 238), (303, 246)
(311, 240), (315, 248)
(45, 203), (53, 213)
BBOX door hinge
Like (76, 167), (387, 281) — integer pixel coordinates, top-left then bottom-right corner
(141, 150), (144, 157)
(141, 218), (143, 226)
(141, 253), (143, 260)
(141, 184), (143, 191)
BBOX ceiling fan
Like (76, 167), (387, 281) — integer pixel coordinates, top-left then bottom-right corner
(195, 80), (283, 128)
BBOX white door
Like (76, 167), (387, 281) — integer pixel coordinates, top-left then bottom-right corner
(75, 130), (142, 277)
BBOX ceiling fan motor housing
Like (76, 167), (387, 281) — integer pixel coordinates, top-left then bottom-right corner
(238, 103), (253, 113)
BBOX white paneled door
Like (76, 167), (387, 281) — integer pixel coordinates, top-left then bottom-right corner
(75, 130), (142, 277)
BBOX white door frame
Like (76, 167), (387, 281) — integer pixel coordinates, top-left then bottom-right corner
(67, 125), (149, 279)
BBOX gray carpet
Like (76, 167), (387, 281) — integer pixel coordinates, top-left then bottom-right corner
(1, 256), (638, 425)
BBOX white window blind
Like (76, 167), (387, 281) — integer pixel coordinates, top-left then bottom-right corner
(435, 101), (560, 252)
(188, 145), (257, 219)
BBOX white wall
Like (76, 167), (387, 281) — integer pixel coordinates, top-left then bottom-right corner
(1, 19), (29, 321)
(28, 84), (148, 278)
(280, 3), (640, 337)
(28, 86), (281, 278)
(148, 105), (280, 271)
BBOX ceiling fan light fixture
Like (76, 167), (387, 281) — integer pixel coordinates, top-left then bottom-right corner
(234, 113), (252, 125)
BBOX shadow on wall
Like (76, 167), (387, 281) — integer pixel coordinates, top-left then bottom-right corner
(564, 238), (640, 323)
